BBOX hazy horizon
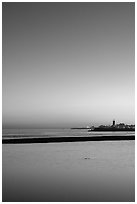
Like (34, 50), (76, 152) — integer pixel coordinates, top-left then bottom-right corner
(2, 2), (135, 129)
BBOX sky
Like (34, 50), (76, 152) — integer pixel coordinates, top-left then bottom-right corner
(2, 2), (135, 128)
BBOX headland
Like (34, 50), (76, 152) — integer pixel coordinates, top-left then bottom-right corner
(88, 120), (135, 132)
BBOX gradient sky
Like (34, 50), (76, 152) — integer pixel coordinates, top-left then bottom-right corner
(2, 2), (135, 128)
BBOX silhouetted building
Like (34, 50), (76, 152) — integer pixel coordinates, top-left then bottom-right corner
(89, 120), (135, 132)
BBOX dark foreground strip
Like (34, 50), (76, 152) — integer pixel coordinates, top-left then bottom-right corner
(2, 135), (135, 144)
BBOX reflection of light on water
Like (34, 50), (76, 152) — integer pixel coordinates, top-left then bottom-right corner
(2, 128), (135, 139)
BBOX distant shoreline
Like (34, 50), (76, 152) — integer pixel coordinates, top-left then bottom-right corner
(89, 129), (135, 132)
(2, 135), (135, 144)
(71, 128), (89, 129)
(71, 128), (135, 131)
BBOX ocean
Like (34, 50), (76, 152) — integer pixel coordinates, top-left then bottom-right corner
(2, 129), (135, 202)
(2, 128), (135, 139)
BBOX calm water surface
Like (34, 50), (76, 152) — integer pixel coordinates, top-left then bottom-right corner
(2, 129), (135, 202)
(2, 128), (135, 138)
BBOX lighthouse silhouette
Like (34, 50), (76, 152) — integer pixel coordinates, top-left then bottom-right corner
(113, 119), (115, 126)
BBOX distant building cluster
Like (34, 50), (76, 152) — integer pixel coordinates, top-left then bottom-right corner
(114, 123), (135, 130)
(89, 120), (135, 131)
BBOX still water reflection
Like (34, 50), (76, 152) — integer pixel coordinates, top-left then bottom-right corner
(3, 141), (135, 202)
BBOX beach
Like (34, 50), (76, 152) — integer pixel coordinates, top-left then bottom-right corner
(2, 139), (135, 202)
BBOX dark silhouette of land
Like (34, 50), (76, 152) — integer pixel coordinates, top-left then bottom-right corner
(88, 120), (135, 132)
(71, 128), (89, 129)
(2, 135), (135, 144)
(89, 128), (135, 132)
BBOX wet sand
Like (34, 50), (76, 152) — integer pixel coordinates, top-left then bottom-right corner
(2, 135), (135, 144)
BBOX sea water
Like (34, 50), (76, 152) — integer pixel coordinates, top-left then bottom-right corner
(2, 129), (135, 202)
(2, 128), (135, 138)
